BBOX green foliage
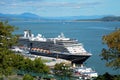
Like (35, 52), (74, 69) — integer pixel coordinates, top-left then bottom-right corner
(23, 74), (34, 80)
(0, 21), (50, 76)
(101, 29), (120, 69)
(54, 63), (72, 76)
(0, 76), (3, 80)
(0, 21), (18, 49)
(18, 58), (50, 73)
(0, 21), (18, 76)
(34, 58), (50, 73)
(96, 72), (120, 80)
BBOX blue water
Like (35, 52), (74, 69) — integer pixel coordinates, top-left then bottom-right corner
(9, 21), (120, 75)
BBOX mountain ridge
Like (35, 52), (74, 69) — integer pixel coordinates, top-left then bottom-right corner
(0, 12), (119, 21)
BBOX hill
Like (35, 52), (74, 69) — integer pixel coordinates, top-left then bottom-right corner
(100, 16), (120, 21)
(75, 16), (120, 22)
(0, 13), (120, 22)
(0, 12), (44, 21)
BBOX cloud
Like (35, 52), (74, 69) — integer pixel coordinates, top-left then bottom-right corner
(0, 0), (101, 8)
(0, 2), (6, 5)
(35, 2), (101, 8)
(0, 0), (101, 15)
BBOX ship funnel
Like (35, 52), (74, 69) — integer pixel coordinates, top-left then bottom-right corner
(60, 32), (65, 38)
(24, 30), (31, 38)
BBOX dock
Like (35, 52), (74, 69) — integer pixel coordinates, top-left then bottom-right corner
(25, 54), (71, 68)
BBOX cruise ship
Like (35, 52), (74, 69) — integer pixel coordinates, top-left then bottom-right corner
(18, 30), (92, 64)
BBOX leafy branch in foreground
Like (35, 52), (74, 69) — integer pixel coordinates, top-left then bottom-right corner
(100, 29), (120, 70)
(0, 21), (50, 76)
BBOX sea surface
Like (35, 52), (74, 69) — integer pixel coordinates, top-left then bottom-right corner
(9, 21), (120, 75)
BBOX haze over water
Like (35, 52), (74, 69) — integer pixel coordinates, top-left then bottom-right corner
(10, 21), (120, 75)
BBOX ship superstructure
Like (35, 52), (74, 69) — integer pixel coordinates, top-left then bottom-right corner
(18, 30), (92, 64)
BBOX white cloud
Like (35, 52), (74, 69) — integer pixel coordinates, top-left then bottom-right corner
(0, 1), (5, 4)
(0, 0), (102, 16)
(0, 0), (101, 9)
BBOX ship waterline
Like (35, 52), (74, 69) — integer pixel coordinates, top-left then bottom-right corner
(30, 51), (91, 64)
(18, 30), (92, 64)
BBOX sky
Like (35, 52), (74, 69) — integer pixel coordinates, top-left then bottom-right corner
(0, 0), (120, 17)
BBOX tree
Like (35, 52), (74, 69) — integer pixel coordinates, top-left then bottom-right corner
(101, 29), (120, 69)
(54, 63), (72, 76)
(33, 58), (50, 73)
(0, 21), (50, 76)
(0, 21), (18, 76)
(96, 72), (113, 80)
(23, 74), (34, 80)
(0, 21), (18, 49)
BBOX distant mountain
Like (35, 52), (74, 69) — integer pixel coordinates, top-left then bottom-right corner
(100, 16), (120, 21)
(75, 16), (120, 22)
(0, 12), (44, 21)
(0, 12), (119, 21)
(46, 15), (105, 20)
(19, 13), (40, 19)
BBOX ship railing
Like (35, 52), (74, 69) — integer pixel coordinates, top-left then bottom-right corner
(63, 43), (83, 47)
(74, 52), (92, 55)
(50, 50), (72, 55)
(50, 50), (92, 55)
(19, 36), (29, 39)
(50, 50), (62, 54)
